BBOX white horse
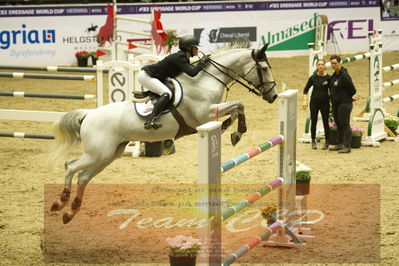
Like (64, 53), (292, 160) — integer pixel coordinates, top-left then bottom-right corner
(48, 39), (277, 224)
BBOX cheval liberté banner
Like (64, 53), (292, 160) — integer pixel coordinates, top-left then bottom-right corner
(0, 0), (397, 66)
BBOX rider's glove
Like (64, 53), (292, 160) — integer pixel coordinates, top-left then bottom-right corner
(202, 55), (211, 63)
(197, 60), (206, 69)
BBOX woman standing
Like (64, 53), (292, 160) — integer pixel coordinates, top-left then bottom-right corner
(302, 59), (331, 150)
(328, 55), (357, 153)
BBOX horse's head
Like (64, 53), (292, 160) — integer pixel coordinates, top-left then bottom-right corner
(200, 39), (277, 103)
(249, 44), (278, 103)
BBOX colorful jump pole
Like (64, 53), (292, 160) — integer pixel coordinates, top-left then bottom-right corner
(221, 136), (284, 173)
(221, 178), (283, 221)
(221, 221), (283, 266)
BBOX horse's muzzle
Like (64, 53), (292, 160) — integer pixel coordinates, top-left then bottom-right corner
(262, 88), (278, 103)
(268, 93), (278, 103)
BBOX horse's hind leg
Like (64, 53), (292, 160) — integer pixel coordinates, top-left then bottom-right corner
(50, 152), (103, 212)
(61, 162), (108, 224)
(62, 142), (128, 224)
(50, 158), (79, 212)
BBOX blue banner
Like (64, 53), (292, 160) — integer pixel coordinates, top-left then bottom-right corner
(0, 1), (381, 17)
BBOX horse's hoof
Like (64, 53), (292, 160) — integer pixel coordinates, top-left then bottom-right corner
(50, 203), (60, 212)
(62, 212), (72, 224)
(231, 132), (241, 146)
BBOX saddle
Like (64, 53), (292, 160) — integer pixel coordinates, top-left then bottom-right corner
(133, 78), (183, 118)
(133, 78), (197, 139)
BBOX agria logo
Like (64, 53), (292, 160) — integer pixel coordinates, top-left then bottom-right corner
(0, 24), (56, 50)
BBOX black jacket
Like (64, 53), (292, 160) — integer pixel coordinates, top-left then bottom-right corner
(330, 66), (356, 104)
(142, 50), (204, 81)
(303, 71), (331, 102)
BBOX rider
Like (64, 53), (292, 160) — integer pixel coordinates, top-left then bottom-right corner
(137, 35), (210, 130)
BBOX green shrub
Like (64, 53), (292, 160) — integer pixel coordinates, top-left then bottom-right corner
(385, 116), (399, 134)
(296, 170), (311, 181)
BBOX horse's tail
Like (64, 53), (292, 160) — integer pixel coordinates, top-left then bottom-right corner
(46, 109), (89, 168)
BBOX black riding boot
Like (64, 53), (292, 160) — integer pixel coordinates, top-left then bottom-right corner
(144, 93), (170, 130)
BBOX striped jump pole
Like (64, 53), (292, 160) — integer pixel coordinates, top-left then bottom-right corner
(383, 79), (399, 88)
(0, 91), (95, 100)
(221, 178), (283, 221)
(0, 65), (102, 73)
(221, 135), (284, 173)
(0, 72), (95, 81)
(383, 94), (399, 103)
(383, 63), (399, 72)
(325, 52), (370, 68)
(0, 132), (54, 139)
(221, 221), (283, 266)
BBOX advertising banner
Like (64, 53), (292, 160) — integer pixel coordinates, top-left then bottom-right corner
(0, 1), (398, 66)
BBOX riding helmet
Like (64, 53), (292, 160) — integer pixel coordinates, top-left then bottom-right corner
(179, 35), (200, 51)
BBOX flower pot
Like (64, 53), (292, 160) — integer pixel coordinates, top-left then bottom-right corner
(351, 135), (362, 148)
(91, 56), (97, 66)
(267, 217), (276, 226)
(329, 130), (337, 145)
(144, 141), (164, 157)
(169, 255), (197, 266)
(296, 177), (311, 195)
(77, 57), (88, 67)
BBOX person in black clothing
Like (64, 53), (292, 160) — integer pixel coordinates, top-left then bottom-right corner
(137, 35), (209, 130)
(328, 55), (358, 153)
(302, 59), (331, 150)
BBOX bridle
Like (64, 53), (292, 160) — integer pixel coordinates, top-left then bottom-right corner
(200, 50), (276, 97)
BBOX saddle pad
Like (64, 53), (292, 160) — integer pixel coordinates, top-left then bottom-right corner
(134, 78), (183, 117)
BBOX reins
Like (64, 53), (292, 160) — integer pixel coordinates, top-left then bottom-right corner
(198, 51), (276, 100)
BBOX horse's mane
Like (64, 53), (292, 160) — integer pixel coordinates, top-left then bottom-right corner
(212, 38), (252, 55)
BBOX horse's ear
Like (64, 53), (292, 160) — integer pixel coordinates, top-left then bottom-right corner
(260, 43), (269, 54)
(253, 43), (269, 61)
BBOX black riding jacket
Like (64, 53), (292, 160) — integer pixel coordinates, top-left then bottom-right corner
(142, 50), (205, 82)
(303, 71), (331, 102)
(329, 66), (357, 104)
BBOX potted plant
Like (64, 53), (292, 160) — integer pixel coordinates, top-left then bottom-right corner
(75, 50), (90, 67)
(384, 115), (399, 136)
(351, 126), (365, 148)
(296, 161), (312, 195)
(328, 121), (337, 145)
(166, 235), (202, 266)
(261, 205), (277, 226)
(165, 30), (178, 53)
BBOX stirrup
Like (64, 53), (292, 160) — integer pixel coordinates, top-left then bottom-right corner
(144, 116), (163, 130)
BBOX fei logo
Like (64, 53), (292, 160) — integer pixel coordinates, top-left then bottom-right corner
(328, 19), (374, 40)
(0, 24), (56, 50)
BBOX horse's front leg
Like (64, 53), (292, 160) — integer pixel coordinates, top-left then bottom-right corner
(213, 101), (246, 146)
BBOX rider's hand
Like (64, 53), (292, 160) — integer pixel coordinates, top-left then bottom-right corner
(197, 60), (205, 69)
(202, 55), (211, 63)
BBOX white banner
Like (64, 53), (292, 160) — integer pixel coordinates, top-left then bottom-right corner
(0, 1), (398, 66)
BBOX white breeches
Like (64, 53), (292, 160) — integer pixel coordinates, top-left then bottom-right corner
(137, 70), (172, 98)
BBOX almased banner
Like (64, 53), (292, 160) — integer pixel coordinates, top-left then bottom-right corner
(0, 1), (397, 66)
